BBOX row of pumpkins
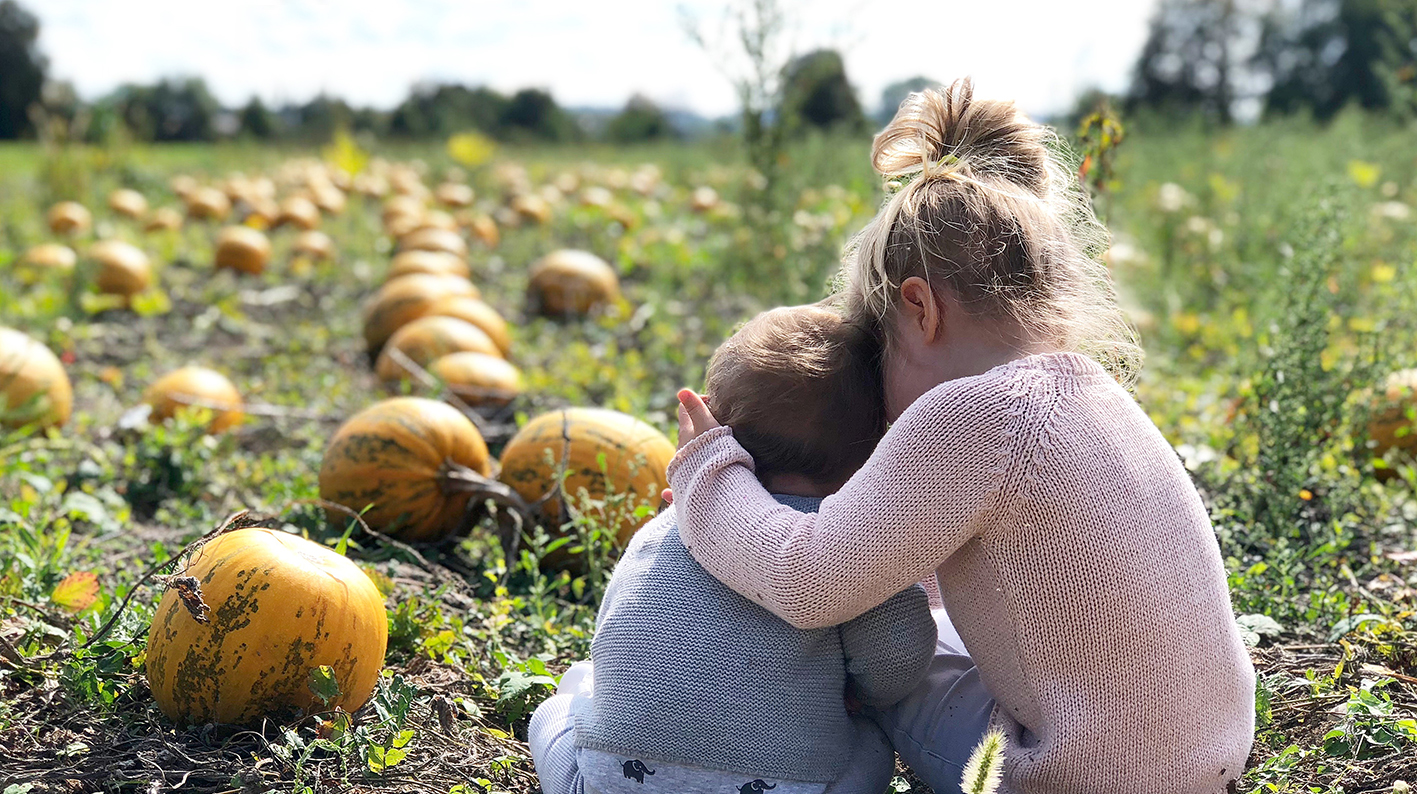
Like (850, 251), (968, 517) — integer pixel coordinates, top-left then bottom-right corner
(2, 162), (677, 727)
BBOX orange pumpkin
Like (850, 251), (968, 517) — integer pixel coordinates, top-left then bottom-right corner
(144, 207), (184, 233)
(108, 189), (149, 219)
(214, 226), (272, 275)
(293, 230), (335, 260)
(47, 202), (92, 236)
(375, 316), (501, 383)
(528, 250), (621, 316)
(498, 408), (674, 547)
(186, 187), (232, 221)
(1369, 369), (1417, 458)
(143, 366), (244, 432)
(429, 352), (522, 407)
(318, 397), (492, 542)
(276, 196), (322, 230)
(20, 243), (77, 273)
(510, 193), (552, 225)
(387, 250), (470, 281)
(397, 227), (468, 258)
(435, 183), (474, 208)
(90, 240), (152, 300)
(145, 528), (387, 725)
(362, 274), (480, 358)
(0, 327), (72, 431)
(465, 213), (500, 248)
(426, 296), (512, 357)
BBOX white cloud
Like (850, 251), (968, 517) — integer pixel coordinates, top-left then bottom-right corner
(33, 0), (1157, 118)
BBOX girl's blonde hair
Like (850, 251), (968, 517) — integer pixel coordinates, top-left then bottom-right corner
(841, 78), (1142, 385)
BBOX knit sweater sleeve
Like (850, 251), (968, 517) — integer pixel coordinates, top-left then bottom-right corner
(839, 584), (937, 709)
(668, 376), (1016, 629)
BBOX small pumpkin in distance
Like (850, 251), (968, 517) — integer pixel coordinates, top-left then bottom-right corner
(387, 250), (470, 281)
(397, 227), (468, 258)
(108, 188), (149, 219)
(528, 249), (621, 316)
(318, 397), (492, 542)
(143, 366), (244, 433)
(435, 182), (474, 207)
(429, 352), (522, 407)
(0, 327), (73, 431)
(498, 408), (675, 548)
(1369, 369), (1417, 459)
(362, 274), (480, 359)
(20, 243), (77, 273)
(145, 528), (388, 726)
(276, 196), (322, 230)
(90, 240), (152, 301)
(144, 207), (184, 233)
(47, 201), (92, 236)
(214, 226), (272, 275)
(375, 316), (502, 383)
(293, 230), (335, 260)
(510, 193), (552, 225)
(186, 187), (232, 221)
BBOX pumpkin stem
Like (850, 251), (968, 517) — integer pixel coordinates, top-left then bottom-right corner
(438, 459), (540, 560)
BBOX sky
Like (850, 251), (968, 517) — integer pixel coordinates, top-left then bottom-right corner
(32, 0), (1161, 119)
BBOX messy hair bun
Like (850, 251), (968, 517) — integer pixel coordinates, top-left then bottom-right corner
(841, 78), (1141, 384)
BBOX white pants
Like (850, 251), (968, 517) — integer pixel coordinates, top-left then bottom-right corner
(528, 662), (896, 794)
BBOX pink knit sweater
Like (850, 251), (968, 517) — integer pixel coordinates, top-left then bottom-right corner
(668, 352), (1255, 794)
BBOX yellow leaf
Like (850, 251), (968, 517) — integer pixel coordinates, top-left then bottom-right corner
(448, 132), (495, 167)
(323, 128), (368, 176)
(1371, 263), (1396, 283)
(51, 571), (100, 614)
(1347, 160), (1380, 189)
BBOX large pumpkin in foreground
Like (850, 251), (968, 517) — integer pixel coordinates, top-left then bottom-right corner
(498, 408), (674, 546)
(528, 250), (620, 316)
(0, 327), (73, 431)
(319, 397), (492, 543)
(145, 528), (387, 726)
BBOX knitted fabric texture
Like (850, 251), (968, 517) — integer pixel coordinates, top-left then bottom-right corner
(574, 495), (936, 783)
(668, 352), (1257, 794)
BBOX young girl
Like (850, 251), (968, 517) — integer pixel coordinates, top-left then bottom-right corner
(669, 79), (1256, 794)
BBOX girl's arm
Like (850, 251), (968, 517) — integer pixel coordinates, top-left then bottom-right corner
(668, 380), (1020, 629)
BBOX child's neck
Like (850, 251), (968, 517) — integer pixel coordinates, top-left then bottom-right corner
(760, 472), (842, 498)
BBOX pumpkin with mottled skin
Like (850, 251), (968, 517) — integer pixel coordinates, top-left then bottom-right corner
(387, 250), (470, 281)
(429, 352), (522, 407)
(0, 327), (73, 431)
(145, 528), (387, 726)
(374, 316), (502, 383)
(214, 226), (271, 275)
(362, 274), (479, 359)
(318, 397), (492, 542)
(498, 408), (674, 546)
(397, 227), (467, 258)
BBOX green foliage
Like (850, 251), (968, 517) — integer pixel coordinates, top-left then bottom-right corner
(0, 0), (45, 140)
(607, 96), (677, 144)
(779, 49), (865, 134)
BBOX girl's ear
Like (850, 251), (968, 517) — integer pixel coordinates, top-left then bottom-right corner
(899, 276), (943, 343)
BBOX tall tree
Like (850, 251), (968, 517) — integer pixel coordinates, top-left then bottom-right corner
(0, 0), (45, 139)
(780, 49), (865, 132)
(878, 76), (938, 124)
(1128, 0), (1247, 122)
(607, 95), (676, 143)
(499, 88), (575, 141)
(1256, 0), (1417, 119)
(238, 97), (279, 139)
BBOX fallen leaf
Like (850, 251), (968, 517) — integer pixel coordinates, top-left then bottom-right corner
(50, 572), (100, 614)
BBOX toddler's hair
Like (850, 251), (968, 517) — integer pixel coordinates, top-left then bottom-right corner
(705, 304), (885, 486)
(841, 77), (1142, 384)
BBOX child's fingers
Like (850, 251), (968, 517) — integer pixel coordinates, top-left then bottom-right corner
(661, 488), (673, 505)
(677, 389), (717, 431)
(676, 402), (693, 449)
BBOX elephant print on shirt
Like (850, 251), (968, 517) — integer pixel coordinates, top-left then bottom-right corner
(738, 781), (777, 793)
(622, 759), (655, 783)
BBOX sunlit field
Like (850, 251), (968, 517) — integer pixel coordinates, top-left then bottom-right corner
(1, 110), (1415, 792)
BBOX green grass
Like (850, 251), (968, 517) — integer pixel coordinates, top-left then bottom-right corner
(0, 114), (1415, 793)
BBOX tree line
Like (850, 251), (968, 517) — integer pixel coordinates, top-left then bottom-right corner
(2, 0), (1410, 144)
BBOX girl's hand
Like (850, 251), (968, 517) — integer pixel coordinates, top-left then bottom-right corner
(676, 388), (719, 449)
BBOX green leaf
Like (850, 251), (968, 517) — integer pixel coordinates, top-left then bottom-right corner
(367, 744), (408, 773)
(1236, 614), (1284, 647)
(308, 665), (342, 707)
(1327, 614), (1385, 642)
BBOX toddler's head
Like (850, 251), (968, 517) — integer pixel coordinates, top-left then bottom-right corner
(705, 304), (884, 495)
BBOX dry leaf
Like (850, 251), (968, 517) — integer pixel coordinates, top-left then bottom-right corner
(50, 572), (100, 614)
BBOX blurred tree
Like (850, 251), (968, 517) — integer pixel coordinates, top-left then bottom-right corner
(390, 83), (508, 138)
(499, 88), (576, 141)
(111, 78), (220, 141)
(780, 49), (865, 132)
(878, 76), (938, 124)
(1127, 0), (1248, 123)
(238, 97), (279, 140)
(0, 0), (46, 139)
(607, 95), (676, 143)
(1255, 0), (1417, 119)
(295, 93), (352, 141)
